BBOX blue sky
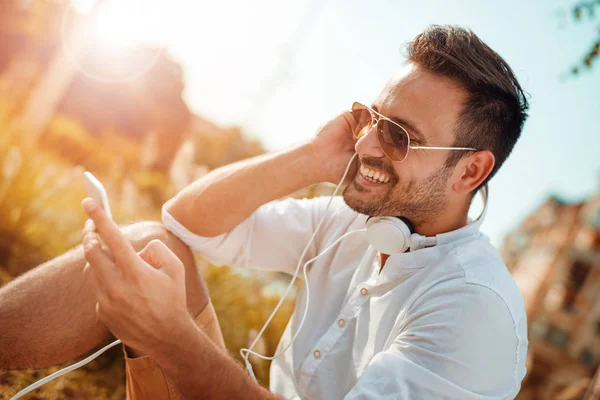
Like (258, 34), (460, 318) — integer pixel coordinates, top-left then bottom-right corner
(154, 0), (600, 245)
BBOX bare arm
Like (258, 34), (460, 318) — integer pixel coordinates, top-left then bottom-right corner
(151, 317), (281, 399)
(165, 111), (358, 237)
(166, 142), (322, 237)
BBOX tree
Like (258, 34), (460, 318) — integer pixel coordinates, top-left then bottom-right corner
(570, 1), (600, 74)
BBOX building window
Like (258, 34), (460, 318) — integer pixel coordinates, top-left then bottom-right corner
(581, 349), (596, 368)
(568, 260), (592, 290)
(589, 207), (600, 229)
(562, 260), (592, 312)
(562, 295), (576, 313)
(545, 325), (569, 348)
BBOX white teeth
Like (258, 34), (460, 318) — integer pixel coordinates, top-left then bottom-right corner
(359, 164), (391, 184)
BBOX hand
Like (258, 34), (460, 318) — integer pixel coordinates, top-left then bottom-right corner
(309, 110), (359, 184)
(80, 198), (192, 356)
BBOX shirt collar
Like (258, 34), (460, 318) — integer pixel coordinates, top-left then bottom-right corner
(371, 216), (484, 285)
(361, 186), (489, 283)
(435, 214), (484, 246)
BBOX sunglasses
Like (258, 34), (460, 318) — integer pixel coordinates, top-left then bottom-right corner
(351, 102), (478, 162)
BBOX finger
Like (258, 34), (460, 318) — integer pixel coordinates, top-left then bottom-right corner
(82, 219), (97, 247)
(82, 218), (116, 262)
(84, 258), (122, 311)
(82, 219), (97, 240)
(82, 198), (139, 274)
(82, 227), (120, 286)
(82, 219), (99, 250)
(138, 239), (184, 280)
(82, 262), (104, 301)
(343, 110), (359, 133)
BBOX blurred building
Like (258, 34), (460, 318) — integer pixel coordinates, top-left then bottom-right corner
(502, 185), (600, 399)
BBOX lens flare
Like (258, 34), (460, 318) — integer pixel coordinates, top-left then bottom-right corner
(71, 0), (96, 14)
(62, 0), (168, 84)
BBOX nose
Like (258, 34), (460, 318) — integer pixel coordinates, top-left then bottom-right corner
(355, 124), (386, 159)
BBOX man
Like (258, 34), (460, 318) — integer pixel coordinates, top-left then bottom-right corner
(0, 25), (529, 399)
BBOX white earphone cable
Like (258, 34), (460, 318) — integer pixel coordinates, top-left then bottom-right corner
(240, 152), (358, 380)
(10, 153), (359, 395)
(240, 230), (363, 362)
(10, 339), (123, 400)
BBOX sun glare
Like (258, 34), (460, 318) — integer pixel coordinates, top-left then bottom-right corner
(90, 0), (165, 50)
(63, 0), (169, 83)
(71, 0), (96, 14)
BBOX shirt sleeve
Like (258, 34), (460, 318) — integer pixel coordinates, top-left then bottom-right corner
(161, 196), (347, 275)
(344, 282), (527, 400)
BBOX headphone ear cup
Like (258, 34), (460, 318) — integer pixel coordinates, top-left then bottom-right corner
(365, 217), (413, 254)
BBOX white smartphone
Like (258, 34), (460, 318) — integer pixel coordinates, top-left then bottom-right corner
(83, 171), (113, 221)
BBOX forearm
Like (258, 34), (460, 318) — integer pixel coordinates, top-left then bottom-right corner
(165, 141), (324, 237)
(151, 317), (279, 400)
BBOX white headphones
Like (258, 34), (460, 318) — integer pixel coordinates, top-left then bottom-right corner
(238, 154), (491, 382)
(364, 183), (489, 254)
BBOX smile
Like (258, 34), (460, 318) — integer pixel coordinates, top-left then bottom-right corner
(359, 165), (391, 184)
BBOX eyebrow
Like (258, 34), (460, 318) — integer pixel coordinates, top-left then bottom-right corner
(371, 104), (428, 144)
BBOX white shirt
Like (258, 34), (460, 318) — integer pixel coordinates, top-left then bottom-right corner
(162, 196), (528, 400)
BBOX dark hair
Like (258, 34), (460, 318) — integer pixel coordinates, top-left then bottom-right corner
(406, 25), (529, 192)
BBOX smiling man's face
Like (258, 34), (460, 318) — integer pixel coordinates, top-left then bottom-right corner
(343, 63), (468, 226)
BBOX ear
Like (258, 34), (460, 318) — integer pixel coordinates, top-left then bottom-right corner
(452, 150), (495, 195)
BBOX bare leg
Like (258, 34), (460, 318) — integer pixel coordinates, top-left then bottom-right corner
(0, 221), (208, 370)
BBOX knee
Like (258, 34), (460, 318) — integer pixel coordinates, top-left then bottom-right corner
(121, 221), (170, 250)
(123, 221), (190, 259)
(123, 221), (209, 316)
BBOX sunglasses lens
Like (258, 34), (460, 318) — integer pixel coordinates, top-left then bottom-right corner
(377, 119), (409, 161)
(351, 103), (374, 140)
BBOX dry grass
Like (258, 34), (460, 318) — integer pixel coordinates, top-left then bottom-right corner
(0, 128), (88, 276)
(0, 129), (294, 398)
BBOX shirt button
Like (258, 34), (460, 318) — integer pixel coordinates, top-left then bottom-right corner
(313, 350), (321, 358)
(360, 287), (368, 296)
(338, 318), (346, 327)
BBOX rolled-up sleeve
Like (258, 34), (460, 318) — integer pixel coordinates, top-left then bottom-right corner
(124, 302), (225, 400)
(161, 196), (342, 275)
(344, 283), (527, 400)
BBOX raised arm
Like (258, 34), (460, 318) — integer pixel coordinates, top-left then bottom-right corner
(165, 111), (358, 238)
